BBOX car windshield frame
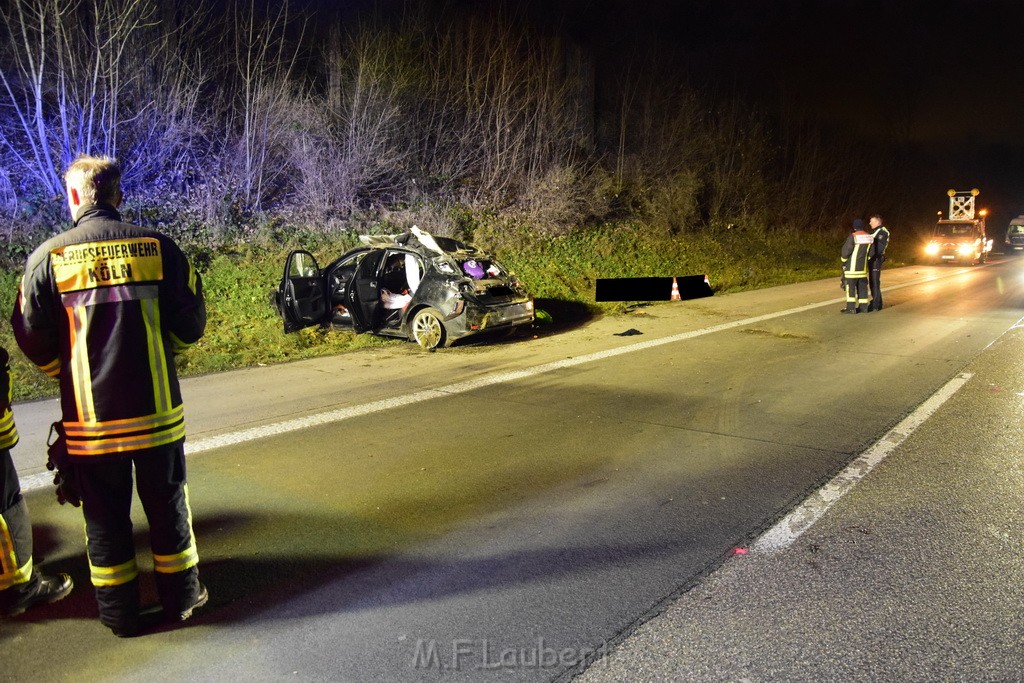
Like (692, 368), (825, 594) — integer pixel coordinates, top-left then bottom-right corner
(934, 223), (977, 237)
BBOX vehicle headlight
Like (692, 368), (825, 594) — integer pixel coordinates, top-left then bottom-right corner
(958, 243), (975, 256)
(924, 242), (940, 255)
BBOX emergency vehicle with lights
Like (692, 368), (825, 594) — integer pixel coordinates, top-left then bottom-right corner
(923, 189), (992, 265)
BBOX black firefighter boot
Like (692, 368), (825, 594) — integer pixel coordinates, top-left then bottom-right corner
(2, 572), (73, 617)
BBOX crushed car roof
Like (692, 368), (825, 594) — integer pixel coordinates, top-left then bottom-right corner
(357, 226), (481, 257)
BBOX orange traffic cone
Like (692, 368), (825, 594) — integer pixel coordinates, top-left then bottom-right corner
(671, 277), (681, 301)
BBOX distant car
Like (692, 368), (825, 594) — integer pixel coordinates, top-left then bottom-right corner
(274, 227), (534, 349)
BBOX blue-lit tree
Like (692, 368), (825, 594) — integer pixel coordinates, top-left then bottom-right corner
(0, 0), (211, 218)
(0, 0), (907, 244)
(226, 0), (306, 212)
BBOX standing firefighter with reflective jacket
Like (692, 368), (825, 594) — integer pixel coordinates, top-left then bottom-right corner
(0, 345), (74, 617)
(840, 218), (875, 314)
(10, 155), (207, 637)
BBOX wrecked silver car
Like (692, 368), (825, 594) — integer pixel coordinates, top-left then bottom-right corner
(274, 227), (534, 349)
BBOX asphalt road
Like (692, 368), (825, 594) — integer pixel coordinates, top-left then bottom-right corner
(4, 258), (1023, 681)
(579, 303), (1024, 682)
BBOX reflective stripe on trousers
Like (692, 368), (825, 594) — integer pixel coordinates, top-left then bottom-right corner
(0, 499), (33, 590)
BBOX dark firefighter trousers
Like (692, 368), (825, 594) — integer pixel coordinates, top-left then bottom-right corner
(845, 276), (870, 312)
(0, 448), (38, 611)
(77, 442), (200, 628)
(868, 258), (884, 311)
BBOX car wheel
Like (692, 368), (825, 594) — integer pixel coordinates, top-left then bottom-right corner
(411, 307), (447, 349)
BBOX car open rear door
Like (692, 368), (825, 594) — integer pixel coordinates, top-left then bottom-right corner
(346, 249), (384, 332)
(277, 250), (330, 332)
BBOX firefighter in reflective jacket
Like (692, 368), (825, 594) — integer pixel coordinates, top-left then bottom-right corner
(0, 346), (74, 616)
(10, 155), (207, 636)
(841, 218), (875, 314)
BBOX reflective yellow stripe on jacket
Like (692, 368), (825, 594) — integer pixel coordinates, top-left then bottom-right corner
(60, 270), (183, 456)
(63, 406), (185, 457)
(37, 357), (60, 378)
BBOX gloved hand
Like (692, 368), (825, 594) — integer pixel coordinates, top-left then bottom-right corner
(48, 465), (81, 507)
(46, 421), (80, 507)
(840, 275), (847, 290)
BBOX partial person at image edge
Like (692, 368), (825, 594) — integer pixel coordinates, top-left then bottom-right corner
(0, 345), (74, 617)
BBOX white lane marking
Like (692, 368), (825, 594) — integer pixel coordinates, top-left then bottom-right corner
(179, 295), (851, 457)
(179, 270), (962, 453)
(14, 270), (965, 494)
(751, 372), (974, 554)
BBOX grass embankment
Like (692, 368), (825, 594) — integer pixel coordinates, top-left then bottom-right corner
(0, 224), (903, 402)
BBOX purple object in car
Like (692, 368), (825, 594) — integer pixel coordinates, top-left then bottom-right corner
(462, 259), (485, 279)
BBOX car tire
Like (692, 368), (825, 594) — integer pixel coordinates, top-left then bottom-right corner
(410, 307), (448, 349)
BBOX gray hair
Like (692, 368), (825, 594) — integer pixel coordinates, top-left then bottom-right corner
(64, 154), (121, 205)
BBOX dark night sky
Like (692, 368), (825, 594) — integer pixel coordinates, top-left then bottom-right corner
(538, 0), (1024, 219)
(710, 1), (1020, 147)
(548, 0), (1023, 145)
(338, 0), (1023, 146)
(331, 0), (1024, 219)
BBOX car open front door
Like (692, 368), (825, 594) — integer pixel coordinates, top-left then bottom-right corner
(278, 250), (330, 332)
(346, 249), (385, 332)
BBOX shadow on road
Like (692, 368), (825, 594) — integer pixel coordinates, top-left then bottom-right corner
(7, 515), (684, 639)
(192, 533), (682, 627)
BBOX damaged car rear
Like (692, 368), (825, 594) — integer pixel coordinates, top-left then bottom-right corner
(274, 227), (534, 349)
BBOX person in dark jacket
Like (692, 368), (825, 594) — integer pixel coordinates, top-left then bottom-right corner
(10, 155), (207, 636)
(0, 345), (74, 617)
(867, 214), (890, 311)
(841, 218), (875, 313)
